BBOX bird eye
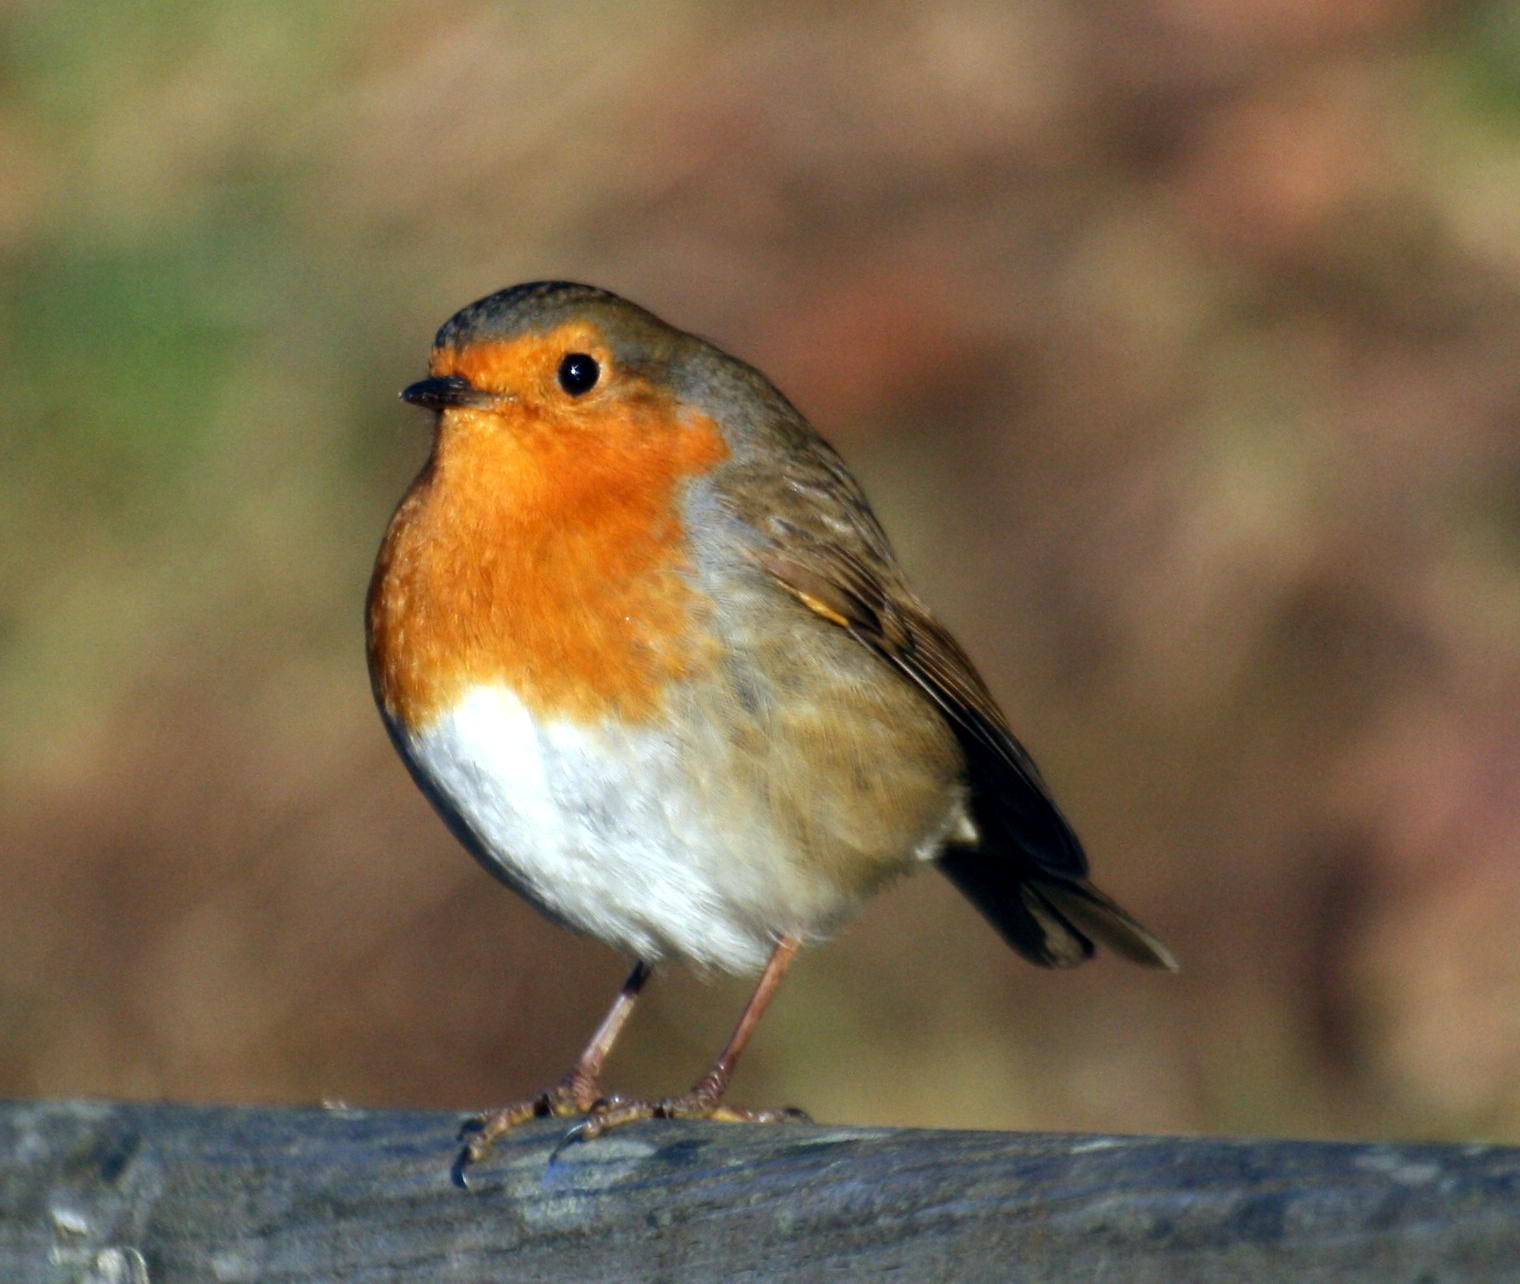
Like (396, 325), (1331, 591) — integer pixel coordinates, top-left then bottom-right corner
(557, 352), (600, 396)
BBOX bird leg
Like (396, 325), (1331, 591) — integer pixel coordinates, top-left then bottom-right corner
(454, 959), (650, 1180)
(566, 934), (808, 1143)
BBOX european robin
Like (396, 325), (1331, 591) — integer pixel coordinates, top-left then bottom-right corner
(367, 281), (1175, 1176)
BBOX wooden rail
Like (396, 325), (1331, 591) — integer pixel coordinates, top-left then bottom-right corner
(3, 1099), (1517, 1281)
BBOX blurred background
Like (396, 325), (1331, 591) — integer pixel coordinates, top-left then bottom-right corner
(4, 0), (1520, 1146)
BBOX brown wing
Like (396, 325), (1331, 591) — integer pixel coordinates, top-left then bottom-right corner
(745, 441), (1175, 970)
(755, 535), (1085, 858)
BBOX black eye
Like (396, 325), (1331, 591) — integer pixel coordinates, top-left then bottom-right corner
(557, 352), (600, 396)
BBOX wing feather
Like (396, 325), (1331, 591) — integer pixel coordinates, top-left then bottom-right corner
(739, 440), (1173, 970)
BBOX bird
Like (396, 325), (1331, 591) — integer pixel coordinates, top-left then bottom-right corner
(366, 281), (1175, 1176)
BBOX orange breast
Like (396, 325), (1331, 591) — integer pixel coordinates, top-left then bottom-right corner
(367, 392), (729, 731)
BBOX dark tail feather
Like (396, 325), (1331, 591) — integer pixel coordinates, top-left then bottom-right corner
(939, 851), (1178, 971)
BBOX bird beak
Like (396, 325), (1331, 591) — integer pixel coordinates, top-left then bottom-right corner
(399, 374), (496, 411)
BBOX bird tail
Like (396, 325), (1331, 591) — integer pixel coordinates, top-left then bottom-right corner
(938, 850), (1178, 971)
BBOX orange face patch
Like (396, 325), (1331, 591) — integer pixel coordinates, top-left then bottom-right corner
(432, 320), (613, 405)
(367, 325), (729, 731)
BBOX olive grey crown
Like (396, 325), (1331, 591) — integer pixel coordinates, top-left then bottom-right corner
(433, 281), (634, 350)
(425, 282), (802, 444)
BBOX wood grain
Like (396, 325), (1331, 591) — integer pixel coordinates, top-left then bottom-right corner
(4, 1100), (1517, 1282)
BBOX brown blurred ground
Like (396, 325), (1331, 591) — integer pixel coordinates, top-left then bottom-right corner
(4, 0), (1520, 1143)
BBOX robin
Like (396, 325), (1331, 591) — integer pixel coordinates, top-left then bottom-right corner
(367, 281), (1175, 1176)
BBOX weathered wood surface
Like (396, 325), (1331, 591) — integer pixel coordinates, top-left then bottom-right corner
(3, 1100), (1518, 1283)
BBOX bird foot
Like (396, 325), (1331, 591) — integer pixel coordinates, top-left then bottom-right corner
(560, 1090), (809, 1147)
(453, 1073), (605, 1185)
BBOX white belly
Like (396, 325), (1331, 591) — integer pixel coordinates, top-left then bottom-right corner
(399, 683), (808, 972)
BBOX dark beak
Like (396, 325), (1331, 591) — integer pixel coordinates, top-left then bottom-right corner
(399, 374), (494, 411)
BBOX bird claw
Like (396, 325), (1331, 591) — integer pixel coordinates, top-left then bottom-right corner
(452, 1081), (607, 1185)
(454, 1087), (810, 1180)
(556, 1094), (810, 1149)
